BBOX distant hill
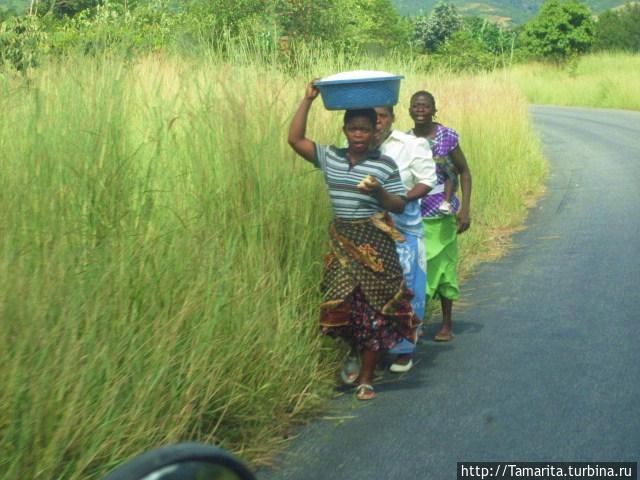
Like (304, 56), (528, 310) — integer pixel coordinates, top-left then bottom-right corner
(0, 0), (30, 14)
(0, 0), (630, 25)
(392, 0), (629, 24)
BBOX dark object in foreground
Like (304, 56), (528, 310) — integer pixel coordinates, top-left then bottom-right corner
(103, 442), (256, 480)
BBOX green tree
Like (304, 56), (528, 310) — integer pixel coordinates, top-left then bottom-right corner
(593, 3), (640, 52)
(519, 0), (595, 62)
(412, 1), (462, 53)
(463, 16), (516, 55)
(276, 0), (408, 50)
(49, 0), (99, 17)
(348, 0), (410, 50)
(186, 0), (269, 36)
(433, 29), (496, 72)
(275, 0), (353, 45)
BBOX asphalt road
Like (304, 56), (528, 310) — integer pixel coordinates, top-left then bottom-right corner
(259, 106), (640, 480)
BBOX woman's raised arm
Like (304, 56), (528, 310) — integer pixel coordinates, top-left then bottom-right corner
(288, 81), (320, 163)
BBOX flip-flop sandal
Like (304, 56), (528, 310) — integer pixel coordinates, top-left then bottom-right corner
(389, 358), (414, 373)
(355, 384), (376, 401)
(434, 331), (453, 342)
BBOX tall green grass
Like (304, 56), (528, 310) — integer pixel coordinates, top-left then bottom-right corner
(506, 52), (640, 111)
(0, 46), (546, 479)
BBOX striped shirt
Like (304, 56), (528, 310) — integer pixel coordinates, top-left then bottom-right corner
(314, 143), (406, 219)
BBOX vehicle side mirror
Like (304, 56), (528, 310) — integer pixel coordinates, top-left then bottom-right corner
(103, 442), (256, 480)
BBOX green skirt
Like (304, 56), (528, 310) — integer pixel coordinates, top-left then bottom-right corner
(424, 216), (460, 302)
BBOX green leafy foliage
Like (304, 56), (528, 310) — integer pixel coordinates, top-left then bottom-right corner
(0, 0), (414, 71)
(275, 0), (409, 50)
(432, 29), (499, 71)
(412, 1), (462, 52)
(593, 3), (640, 52)
(0, 14), (48, 69)
(463, 16), (517, 54)
(347, 0), (412, 50)
(185, 0), (269, 36)
(519, 0), (595, 62)
(51, 0), (100, 17)
(275, 0), (338, 41)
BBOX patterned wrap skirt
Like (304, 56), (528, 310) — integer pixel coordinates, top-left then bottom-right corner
(319, 213), (420, 352)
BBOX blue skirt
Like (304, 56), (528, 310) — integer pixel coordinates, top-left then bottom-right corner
(389, 230), (426, 355)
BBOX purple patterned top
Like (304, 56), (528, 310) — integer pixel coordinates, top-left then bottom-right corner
(409, 125), (460, 218)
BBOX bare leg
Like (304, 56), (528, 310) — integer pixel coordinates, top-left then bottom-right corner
(356, 348), (379, 400)
(434, 296), (453, 340)
(359, 349), (379, 385)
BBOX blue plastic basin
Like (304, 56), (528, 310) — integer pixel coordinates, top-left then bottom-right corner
(314, 75), (404, 110)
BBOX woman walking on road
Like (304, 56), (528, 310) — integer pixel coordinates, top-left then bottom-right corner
(408, 91), (472, 341)
(288, 80), (420, 400)
(374, 105), (436, 372)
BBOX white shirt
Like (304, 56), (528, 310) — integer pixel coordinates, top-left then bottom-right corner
(379, 130), (436, 236)
(379, 130), (436, 191)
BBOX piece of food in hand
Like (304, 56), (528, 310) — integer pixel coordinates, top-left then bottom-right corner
(357, 175), (376, 189)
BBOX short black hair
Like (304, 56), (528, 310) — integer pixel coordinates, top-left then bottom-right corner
(343, 108), (378, 127)
(410, 90), (436, 109)
(377, 105), (394, 117)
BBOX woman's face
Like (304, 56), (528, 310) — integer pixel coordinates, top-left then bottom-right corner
(409, 95), (436, 125)
(343, 117), (376, 153)
(374, 107), (394, 143)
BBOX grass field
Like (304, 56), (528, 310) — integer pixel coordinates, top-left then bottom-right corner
(0, 45), (547, 479)
(507, 52), (640, 111)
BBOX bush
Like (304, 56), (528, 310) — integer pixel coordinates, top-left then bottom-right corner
(0, 15), (49, 70)
(593, 3), (640, 52)
(431, 30), (499, 72)
(519, 0), (595, 63)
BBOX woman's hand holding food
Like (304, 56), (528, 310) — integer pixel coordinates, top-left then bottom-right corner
(357, 175), (381, 194)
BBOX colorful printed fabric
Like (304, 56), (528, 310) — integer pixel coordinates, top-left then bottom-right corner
(319, 214), (420, 352)
(390, 197), (424, 237)
(415, 125), (461, 219)
(421, 186), (460, 218)
(429, 124), (459, 157)
(388, 229), (427, 355)
(325, 287), (407, 352)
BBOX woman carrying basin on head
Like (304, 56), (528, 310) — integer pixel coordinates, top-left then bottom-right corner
(288, 80), (420, 401)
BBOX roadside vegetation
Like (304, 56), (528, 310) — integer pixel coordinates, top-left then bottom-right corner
(0, 45), (546, 479)
(507, 52), (640, 110)
(0, 0), (637, 478)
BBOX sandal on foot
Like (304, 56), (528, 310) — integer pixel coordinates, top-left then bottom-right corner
(434, 331), (453, 342)
(355, 384), (376, 401)
(389, 358), (414, 373)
